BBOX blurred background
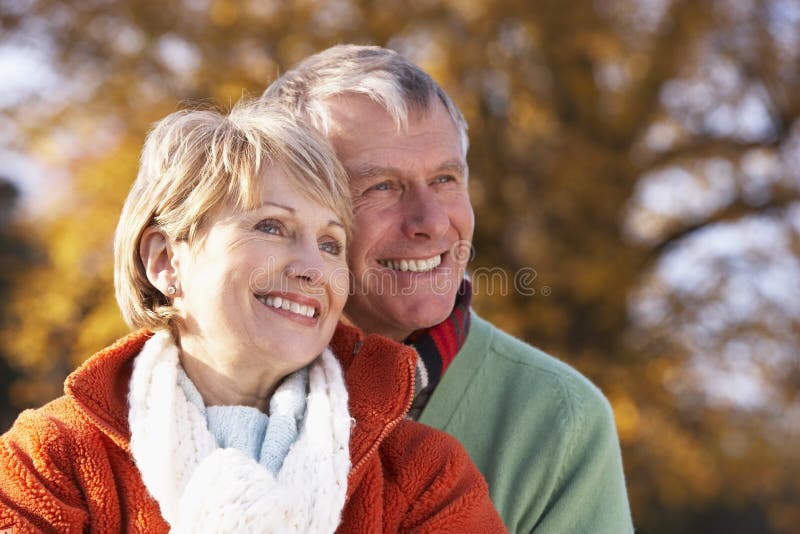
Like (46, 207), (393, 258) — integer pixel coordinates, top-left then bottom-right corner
(1, 0), (798, 532)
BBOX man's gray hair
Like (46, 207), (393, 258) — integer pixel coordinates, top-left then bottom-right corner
(263, 44), (469, 155)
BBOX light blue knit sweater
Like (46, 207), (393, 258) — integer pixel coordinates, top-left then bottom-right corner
(177, 366), (308, 475)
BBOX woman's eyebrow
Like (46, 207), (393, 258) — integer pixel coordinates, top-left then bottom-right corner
(254, 201), (295, 213)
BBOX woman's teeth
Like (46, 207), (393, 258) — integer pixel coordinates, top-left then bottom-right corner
(379, 255), (442, 272)
(260, 295), (316, 318)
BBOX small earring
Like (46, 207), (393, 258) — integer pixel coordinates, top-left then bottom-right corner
(167, 285), (176, 295)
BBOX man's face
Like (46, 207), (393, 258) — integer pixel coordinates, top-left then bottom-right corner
(325, 95), (474, 341)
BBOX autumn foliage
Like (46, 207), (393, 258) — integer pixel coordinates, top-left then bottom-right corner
(1, 1), (799, 532)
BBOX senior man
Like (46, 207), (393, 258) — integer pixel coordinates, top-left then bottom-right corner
(264, 45), (634, 533)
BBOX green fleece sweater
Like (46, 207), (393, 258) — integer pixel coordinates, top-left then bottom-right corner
(418, 312), (634, 533)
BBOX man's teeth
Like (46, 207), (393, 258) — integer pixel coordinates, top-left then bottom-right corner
(380, 255), (442, 272)
(261, 295), (316, 318)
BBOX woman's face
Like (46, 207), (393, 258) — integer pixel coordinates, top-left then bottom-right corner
(172, 166), (349, 377)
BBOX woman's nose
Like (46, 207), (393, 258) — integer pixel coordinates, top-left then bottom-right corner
(286, 242), (329, 287)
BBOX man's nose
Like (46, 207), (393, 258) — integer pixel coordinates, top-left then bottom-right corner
(400, 187), (449, 240)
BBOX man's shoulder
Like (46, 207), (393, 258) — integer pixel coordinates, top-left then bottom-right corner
(468, 313), (612, 418)
(429, 313), (628, 531)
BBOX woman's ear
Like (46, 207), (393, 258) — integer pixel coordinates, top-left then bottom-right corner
(140, 226), (180, 297)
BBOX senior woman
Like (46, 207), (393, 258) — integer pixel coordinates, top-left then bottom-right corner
(0, 100), (504, 533)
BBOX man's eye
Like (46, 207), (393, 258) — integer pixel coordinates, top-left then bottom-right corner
(320, 239), (343, 256)
(256, 219), (284, 235)
(434, 175), (455, 184)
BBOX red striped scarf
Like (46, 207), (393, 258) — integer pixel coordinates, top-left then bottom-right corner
(405, 279), (472, 420)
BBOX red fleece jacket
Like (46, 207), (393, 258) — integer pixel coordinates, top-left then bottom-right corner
(0, 324), (505, 533)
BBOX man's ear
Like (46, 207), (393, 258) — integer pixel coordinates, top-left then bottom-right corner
(140, 226), (180, 297)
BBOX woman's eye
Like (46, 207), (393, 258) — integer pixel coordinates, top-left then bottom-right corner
(369, 181), (391, 192)
(320, 239), (343, 256)
(256, 219), (284, 235)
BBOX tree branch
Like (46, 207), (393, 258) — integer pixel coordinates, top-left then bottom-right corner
(644, 186), (800, 263)
(640, 137), (782, 172)
(614, 0), (716, 146)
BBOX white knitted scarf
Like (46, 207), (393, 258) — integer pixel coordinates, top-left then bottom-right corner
(128, 330), (351, 533)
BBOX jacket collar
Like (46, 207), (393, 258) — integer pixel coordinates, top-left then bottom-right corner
(329, 323), (417, 489)
(64, 324), (416, 491)
(64, 329), (152, 453)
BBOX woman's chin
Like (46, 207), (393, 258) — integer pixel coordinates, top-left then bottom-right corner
(253, 335), (328, 369)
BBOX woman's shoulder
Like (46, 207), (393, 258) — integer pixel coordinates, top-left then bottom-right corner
(379, 419), (476, 478)
(2, 396), (96, 460)
(0, 397), (121, 531)
(383, 418), (463, 453)
(1, 330), (150, 460)
(375, 419), (505, 532)
(0, 396), (95, 511)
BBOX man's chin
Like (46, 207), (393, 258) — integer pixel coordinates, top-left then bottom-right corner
(345, 293), (456, 339)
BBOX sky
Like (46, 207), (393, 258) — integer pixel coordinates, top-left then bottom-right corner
(0, 39), (63, 212)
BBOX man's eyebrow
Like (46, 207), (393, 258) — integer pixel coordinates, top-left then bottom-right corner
(435, 160), (467, 176)
(348, 164), (404, 181)
(349, 160), (467, 180)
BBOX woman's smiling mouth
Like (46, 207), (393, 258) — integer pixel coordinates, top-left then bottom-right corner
(255, 293), (320, 322)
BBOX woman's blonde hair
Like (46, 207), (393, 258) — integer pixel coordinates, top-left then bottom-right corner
(114, 99), (352, 330)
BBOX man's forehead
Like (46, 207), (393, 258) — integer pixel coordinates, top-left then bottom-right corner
(321, 94), (467, 180)
(323, 93), (452, 135)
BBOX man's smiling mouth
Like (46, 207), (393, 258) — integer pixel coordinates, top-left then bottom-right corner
(378, 254), (442, 272)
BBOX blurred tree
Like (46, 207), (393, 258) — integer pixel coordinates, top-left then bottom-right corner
(1, 0), (799, 532)
(0, 179), (37, 432)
